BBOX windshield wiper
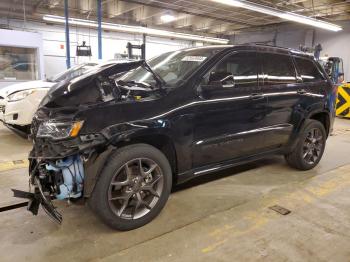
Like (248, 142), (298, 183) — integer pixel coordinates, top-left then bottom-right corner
(142, 60), (166, 89)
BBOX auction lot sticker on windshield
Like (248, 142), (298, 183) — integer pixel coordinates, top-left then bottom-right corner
(181, 56), (207, 62)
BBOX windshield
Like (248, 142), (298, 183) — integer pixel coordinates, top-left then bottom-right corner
(119, 47), (223, 87)
(48, 63), (97, 82)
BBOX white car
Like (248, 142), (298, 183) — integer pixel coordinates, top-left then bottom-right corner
(0, 63), (98, 136)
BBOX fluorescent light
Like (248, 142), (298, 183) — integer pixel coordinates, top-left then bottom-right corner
(43, 15), (229, 44)
(211, 0), (342, 32)
(211, 0), (244, 7)
(160, 14), (176, 23)
(278, 13), (342, 32)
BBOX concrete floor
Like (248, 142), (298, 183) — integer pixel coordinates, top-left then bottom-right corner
(1, 119), (350, 261)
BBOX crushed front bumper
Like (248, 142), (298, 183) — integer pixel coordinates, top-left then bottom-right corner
(12, 178), (62, 224)
(13, 131), (110, 224)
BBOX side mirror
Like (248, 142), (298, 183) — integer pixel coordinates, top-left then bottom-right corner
(208, 71), (235, 88)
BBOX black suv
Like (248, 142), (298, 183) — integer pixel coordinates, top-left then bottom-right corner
(15, 45), (336, 230)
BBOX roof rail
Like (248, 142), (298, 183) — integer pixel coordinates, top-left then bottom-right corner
(248, 43), (313, 56)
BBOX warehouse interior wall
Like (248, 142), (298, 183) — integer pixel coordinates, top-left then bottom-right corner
(1, 18), (349, 84)
(231, 21), (350, 81)
(0, 18), (194, 81)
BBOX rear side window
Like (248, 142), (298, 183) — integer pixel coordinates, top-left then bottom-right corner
(294, 57), (325, 82)
(262, 53), (297, 85)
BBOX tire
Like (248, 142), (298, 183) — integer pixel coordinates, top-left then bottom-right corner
(89, 143), (172, 231)
(285, 119), (327, 170)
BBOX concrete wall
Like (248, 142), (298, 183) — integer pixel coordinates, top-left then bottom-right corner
(231, 21), (350, 81)
(230, 24), (310, 48)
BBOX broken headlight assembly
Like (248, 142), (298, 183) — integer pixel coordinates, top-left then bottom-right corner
(37, 120), (84, 140)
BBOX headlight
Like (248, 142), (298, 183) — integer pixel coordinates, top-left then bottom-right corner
(7, 89), (36, 102)
(37, 121), (84, 140)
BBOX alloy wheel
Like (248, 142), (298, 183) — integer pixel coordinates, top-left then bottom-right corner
(108, 158), (164, 220)
(302, 128), (324, 165)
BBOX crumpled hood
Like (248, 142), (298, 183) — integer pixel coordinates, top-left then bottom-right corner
(40, 60), (144, 109)
(0, 80), (55, 98)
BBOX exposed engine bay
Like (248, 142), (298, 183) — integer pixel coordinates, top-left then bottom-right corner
(99, 76), (161, 103)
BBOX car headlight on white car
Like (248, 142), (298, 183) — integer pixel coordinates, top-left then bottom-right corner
(7, 89), (36, 102)
(37, 121), (84, 140)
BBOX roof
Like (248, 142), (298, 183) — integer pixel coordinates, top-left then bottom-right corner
(178, 44), (314, 58)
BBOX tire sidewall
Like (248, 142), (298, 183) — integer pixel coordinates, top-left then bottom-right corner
(89, 144), (172, 230)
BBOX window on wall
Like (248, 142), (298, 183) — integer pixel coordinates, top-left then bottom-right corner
(0, 46), (39, 81)
(294, 57), (325, 82)
(262, 53), (297, 85)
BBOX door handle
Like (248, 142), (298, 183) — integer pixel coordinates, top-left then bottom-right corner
(297, 89), (307, 94)
(250, 93), (264, 100)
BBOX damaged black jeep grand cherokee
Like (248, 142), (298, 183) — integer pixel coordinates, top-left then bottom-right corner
(16, 45), (335, 230)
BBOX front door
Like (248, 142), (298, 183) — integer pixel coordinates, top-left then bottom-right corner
(192, 51), (267, 168)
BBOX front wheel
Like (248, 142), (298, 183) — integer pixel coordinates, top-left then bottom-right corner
(89, 144), (172, 231)
(285, 119), (327, 170)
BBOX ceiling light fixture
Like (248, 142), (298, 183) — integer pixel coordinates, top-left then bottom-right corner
(212, 0), (342, 32)
(43, 15), (229, 44)
(160, 14), (176, 23)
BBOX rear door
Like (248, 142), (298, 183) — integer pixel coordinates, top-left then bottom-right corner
(293, 56), (329, 99)
(259, 52), (299, 150)
(192, 51), (267, 168)
(293, 55), (330, 122)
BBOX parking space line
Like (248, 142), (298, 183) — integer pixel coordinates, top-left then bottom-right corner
(0, 160), (29, 172)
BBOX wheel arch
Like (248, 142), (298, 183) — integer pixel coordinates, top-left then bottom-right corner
(308, 111), (331, 136)
(113, 133), (178, 179)
(287, 109), (331, 153)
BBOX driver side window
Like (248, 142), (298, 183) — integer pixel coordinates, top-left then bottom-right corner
(203, 52), (258, 88)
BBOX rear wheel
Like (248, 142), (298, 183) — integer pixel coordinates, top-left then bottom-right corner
(285, 119), (326, 170)
(89, 144), (172, 231)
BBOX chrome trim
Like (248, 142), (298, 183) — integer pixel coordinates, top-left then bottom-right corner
(194, 166), (221, 175)
(195, 124), (292, 146)
(148, 90), (324, 120)
(264, 91), (324, 98)
(234, 124), (292, 136)
(148, 95), (251, 120)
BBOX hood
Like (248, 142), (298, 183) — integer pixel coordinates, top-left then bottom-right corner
(0, 80), (55, 98)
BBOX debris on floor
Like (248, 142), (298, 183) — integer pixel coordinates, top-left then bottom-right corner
(269, 205), (291, 215)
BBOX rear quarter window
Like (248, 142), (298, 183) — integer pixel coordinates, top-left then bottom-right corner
(294, 57), (325, 82)
(261, 53), (297, 85)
